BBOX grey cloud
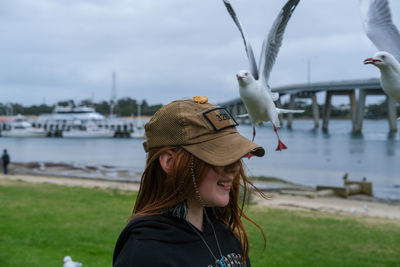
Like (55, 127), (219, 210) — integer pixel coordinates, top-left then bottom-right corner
(0, 0), (399, 105)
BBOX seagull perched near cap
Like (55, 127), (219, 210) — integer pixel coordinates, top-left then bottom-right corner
(63, 256), (82, 267)
(222, 0), (304, 151)
(360, 0), (400, 103)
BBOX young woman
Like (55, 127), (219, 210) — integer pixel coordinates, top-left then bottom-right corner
(113, 97), (267, 267)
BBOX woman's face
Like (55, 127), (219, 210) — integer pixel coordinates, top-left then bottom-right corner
(198, 161), (240, 207)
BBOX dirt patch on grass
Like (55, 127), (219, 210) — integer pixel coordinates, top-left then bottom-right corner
(253, 193), (400, 221)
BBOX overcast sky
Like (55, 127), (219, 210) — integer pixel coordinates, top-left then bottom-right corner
(1, 0), (399, 106)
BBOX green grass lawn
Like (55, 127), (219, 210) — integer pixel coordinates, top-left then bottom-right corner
(1, 180), (399, 267)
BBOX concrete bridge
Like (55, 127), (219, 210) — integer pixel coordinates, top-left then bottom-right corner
(219, 78), (398, 133)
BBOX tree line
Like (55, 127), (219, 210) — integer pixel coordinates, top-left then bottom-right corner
(0, 98), (397, 119)
(0, 98), (163, 117)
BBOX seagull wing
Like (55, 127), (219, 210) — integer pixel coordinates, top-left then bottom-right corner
(223, 0), (259, 80)
(258, 0), (300, 86)
(360, 0), (400, 61)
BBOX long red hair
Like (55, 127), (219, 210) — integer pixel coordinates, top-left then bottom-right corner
(132, 146), (267, 261)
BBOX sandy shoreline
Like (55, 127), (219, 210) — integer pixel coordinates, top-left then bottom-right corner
(2, 172), (400, 222)
(0, 173), (141, 191)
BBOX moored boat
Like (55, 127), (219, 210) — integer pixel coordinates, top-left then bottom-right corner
(1, 115), (47, 137)
(62, 120), (115, 138)
(36, 105), (134, 138)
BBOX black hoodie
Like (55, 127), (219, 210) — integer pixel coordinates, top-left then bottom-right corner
(113, 214), (250, 267)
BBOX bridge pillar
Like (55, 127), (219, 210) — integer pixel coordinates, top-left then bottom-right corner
(226, 104), (233, 116)
(275, 98), (284, 126)
(240, 103), (247, 115)
(236, 102), (242, 116)
(286, 94), (296, 129)
(349, 90), (357, 133)
(241, 103), (248, 124)
(234, 103), (239, 116)
(387, 96), (398, 133)
(233, 103), (239, 116)
(354, 89), (366, 133)
(311, 93), (320, 128)
(322, 91), (332, 132)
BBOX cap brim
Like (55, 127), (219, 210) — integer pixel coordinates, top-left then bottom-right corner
(182, 132), (265, 167)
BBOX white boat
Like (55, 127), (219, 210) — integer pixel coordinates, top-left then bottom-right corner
(36, 105), (143, 138)
(1, 115), (47, 137)
(130, 125), (145, 139)
(62, 120), (115, 138)
(38, 106), (106, 123)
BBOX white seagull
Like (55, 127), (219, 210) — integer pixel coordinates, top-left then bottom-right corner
(223, 0), (303, 151)
(360, 0), (400, 103)
(63, 256), (82, 267)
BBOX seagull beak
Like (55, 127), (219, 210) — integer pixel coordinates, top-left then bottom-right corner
(364, 58), (381, 64)
(236, 74), (243, 80)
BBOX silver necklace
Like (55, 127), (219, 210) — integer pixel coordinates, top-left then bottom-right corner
(186, 214), (227, 267)
(190, 159), (227, 267)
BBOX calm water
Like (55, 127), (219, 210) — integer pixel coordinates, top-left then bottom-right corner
(1, 120), (399, 200)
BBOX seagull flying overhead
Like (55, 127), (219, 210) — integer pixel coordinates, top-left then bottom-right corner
(360, 0), (400, 103)
(223, 0), (303, 151)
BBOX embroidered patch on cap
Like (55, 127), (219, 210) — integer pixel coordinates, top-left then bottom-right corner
(202, 107), (238, 131)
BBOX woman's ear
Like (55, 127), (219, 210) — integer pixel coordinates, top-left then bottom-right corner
(159, 150), (176, 174)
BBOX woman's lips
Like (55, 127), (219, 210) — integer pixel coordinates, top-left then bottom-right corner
(217, 181), (232, 190)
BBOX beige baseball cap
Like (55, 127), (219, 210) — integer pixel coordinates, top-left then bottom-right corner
(143, 97), (265, 166)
